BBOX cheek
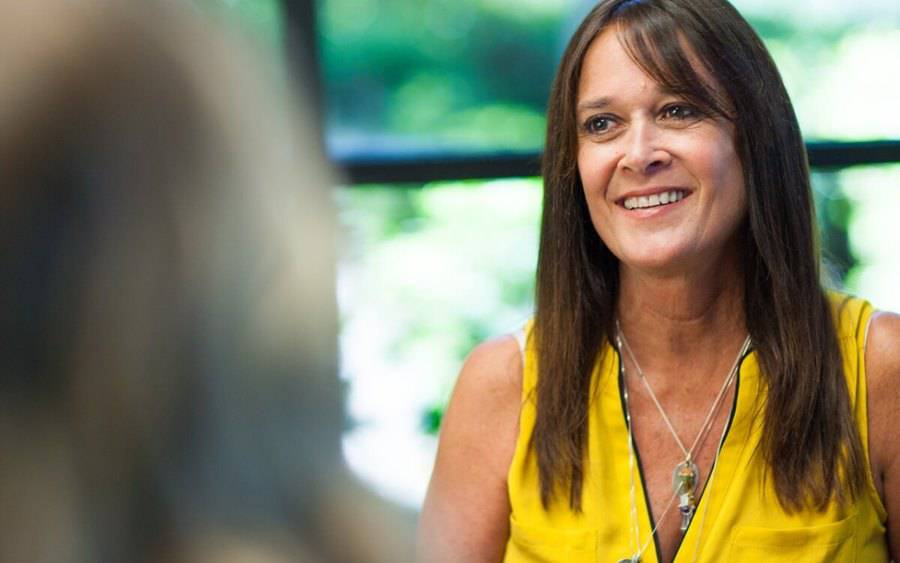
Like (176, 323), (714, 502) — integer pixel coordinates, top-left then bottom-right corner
(575, 145), (594, 191)
(708, 147), (748, 222)
(576, 145), (619, 246)
(690, 131), (743, 196)
(577, 143), (616, 198)
(717, 151), (745, 201)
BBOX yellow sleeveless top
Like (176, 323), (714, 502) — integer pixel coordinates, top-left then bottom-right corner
(504, 294), (888, 562)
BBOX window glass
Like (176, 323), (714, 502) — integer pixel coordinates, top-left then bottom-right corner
(739, 1), (900, 141)
(318, 0), (900, 157)
(337, 179), (541, 506)
(838, 163), (900, 312)
(318, 0), (571, 157)
(337, 164), (900, 507)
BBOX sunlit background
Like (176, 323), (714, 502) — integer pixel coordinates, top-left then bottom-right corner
(210, 0), (898, 509)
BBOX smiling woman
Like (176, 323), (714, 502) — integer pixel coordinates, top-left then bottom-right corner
(417, 1), (900, 562)
(575, 26), (747, 276)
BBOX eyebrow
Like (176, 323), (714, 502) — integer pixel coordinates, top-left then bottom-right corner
(576, 86), (682, 114)
(576, 96), (612, 113)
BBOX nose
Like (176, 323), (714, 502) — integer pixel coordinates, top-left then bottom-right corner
(618, 121), (671, 175)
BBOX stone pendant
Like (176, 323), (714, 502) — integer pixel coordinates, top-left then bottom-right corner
(617, 557), (641, 563)
(679, 501), (695, 532)
(673, 459), (699, 532)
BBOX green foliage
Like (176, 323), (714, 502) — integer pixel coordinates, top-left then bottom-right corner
(319, 0), (566, 150)
(337, 180), (542, 432)
(321, 0), (900, 149)
(839, 164), (900, 312)
(812, 172), (856, 283)
(421, 404), (444, 435)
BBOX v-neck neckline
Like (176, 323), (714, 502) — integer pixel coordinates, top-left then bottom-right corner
(612, 344), (753, 563)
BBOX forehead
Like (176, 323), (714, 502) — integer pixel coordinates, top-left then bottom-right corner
(577, 27), (663, 105)
(576, 23), (727, 112)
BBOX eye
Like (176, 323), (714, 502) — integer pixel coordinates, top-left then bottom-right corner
(661, 103), (701, 121)
(582, 115), (616, 135)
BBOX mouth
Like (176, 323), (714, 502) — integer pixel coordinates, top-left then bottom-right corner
(620, 189), (690, 211)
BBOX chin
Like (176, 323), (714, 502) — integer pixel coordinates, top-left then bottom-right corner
(615, 246), (695, 276)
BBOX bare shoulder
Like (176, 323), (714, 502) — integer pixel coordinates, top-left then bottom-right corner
(435, 333), (524, 483)
(865, 312), (900, 462)
(866, 310), (900, 409)
(457, 334), (524, 405)
(865, 310), (900, 556)
(417, 334), (524, 563)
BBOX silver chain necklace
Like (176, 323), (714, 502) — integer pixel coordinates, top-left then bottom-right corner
(619, 385), (737, 563)
(615, 322), (750, 561)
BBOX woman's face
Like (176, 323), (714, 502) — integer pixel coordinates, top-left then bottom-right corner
(575, 26), (747, 277)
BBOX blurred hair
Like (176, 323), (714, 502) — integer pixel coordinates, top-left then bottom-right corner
(0, 1), (412, 561)
(534, 0), (865, 513)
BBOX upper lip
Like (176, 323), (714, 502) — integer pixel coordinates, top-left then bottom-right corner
(615, 186), (692, 206)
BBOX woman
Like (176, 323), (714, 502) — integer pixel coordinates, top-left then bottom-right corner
(418, 0), (900, 561)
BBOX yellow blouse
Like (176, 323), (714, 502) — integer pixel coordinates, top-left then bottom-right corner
(504, 294), (888, 562)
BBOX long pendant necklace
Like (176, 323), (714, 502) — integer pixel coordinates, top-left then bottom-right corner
(619, 374), (681, 563)
(618, 383), (737, 563)
(615, 322), (750, 556)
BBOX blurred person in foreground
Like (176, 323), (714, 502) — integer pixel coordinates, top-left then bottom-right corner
(419, 0), (900, 561)
(0, 1), (414, 561)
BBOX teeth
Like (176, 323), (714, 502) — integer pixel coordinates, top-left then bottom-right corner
(624, 190), (685, 210)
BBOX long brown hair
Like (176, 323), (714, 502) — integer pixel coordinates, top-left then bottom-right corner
(534, 0), (866, 512)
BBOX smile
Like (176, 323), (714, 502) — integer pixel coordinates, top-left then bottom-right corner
(622, 190), (688, 210)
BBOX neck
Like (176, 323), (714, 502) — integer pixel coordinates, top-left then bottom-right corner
(615, 249), (747, 379)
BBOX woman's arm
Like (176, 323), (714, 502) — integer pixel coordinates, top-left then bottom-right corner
(866, 311), (900, 560)
(417, 336), (524, 563)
